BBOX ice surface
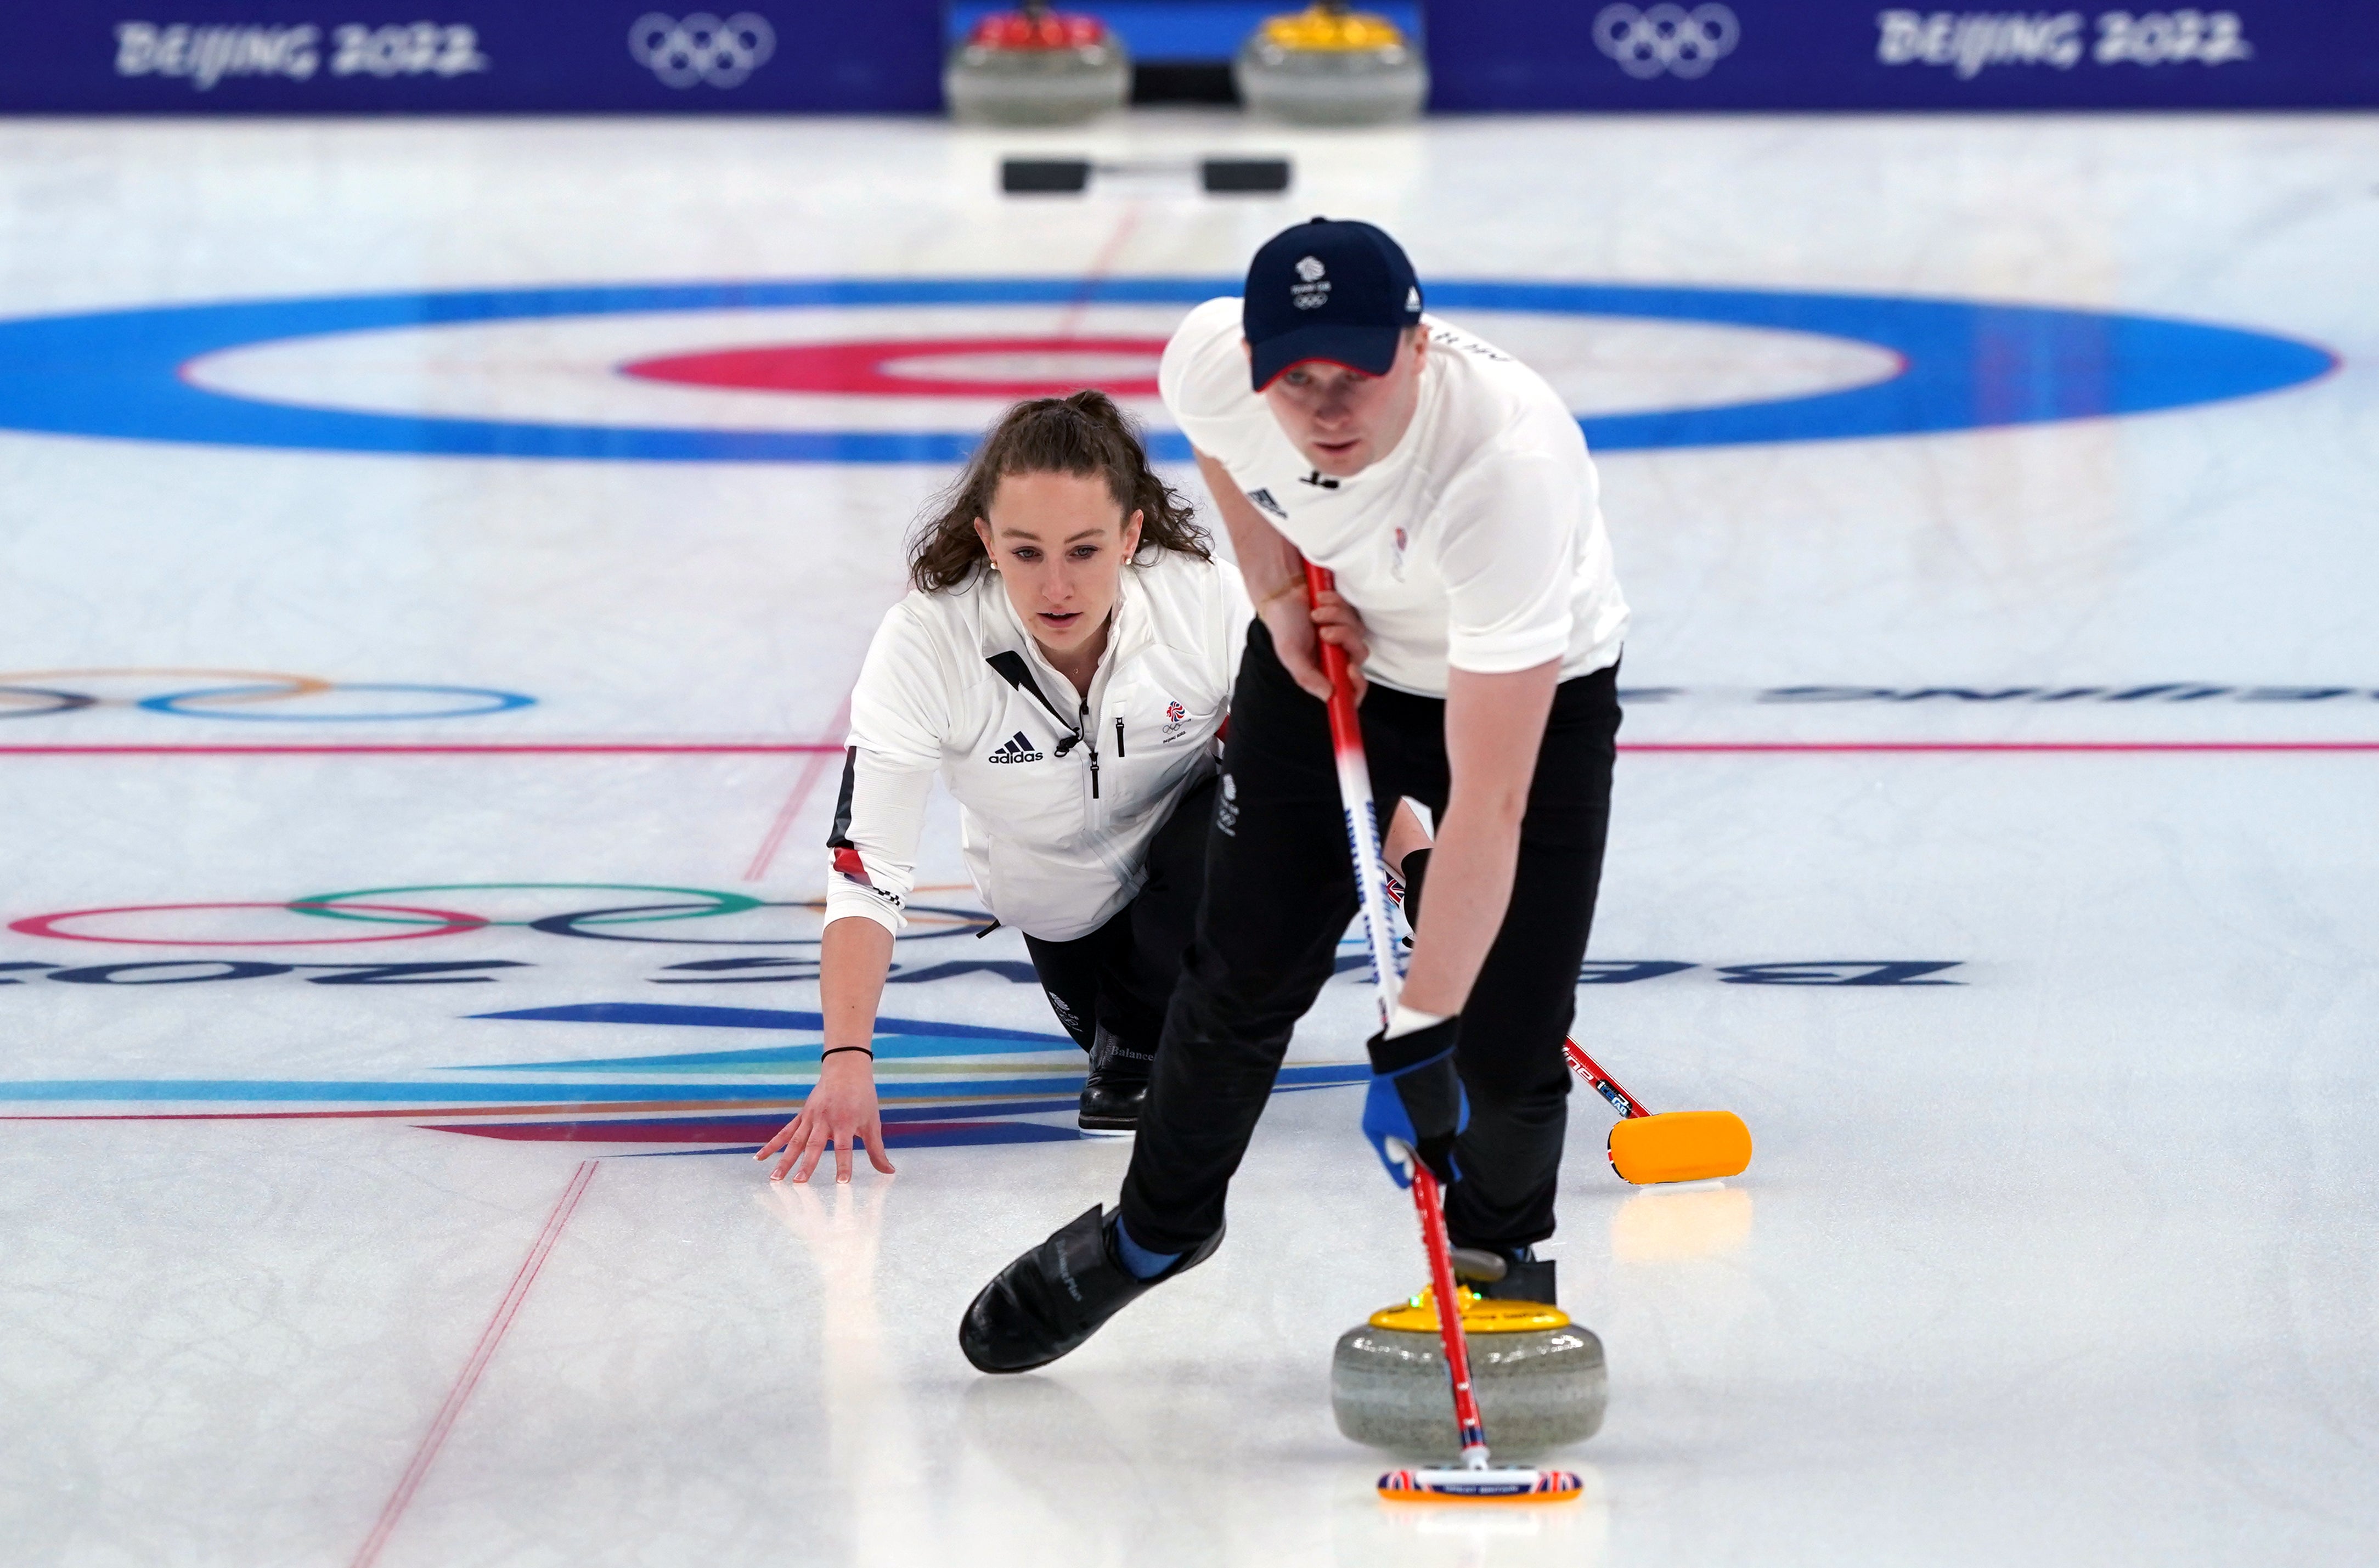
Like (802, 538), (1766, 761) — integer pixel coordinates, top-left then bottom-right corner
(0, 110), (2374, 1566)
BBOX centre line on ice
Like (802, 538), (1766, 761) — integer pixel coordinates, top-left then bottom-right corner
(349, 1158), (599, 1568)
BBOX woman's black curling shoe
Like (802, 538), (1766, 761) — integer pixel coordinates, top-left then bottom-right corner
(1077, 1030), (1153, 1134)
(1077, 1056), (1151, 1134)
(959, 1204), (1222, 1373)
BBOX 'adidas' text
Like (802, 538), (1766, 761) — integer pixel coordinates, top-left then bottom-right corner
(988, 731), (1044, 764)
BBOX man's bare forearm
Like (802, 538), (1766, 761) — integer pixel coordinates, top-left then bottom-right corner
(1400, 659), (1560, 1016)
(1401, 811), (1524, 1016)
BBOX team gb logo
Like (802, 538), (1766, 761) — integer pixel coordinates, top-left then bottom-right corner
(1291, 255), (1331, 310)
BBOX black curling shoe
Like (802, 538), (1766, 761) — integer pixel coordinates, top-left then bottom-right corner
(1076, 1069), (1148, 1134)
(1077, 1034), (1153, 1135)
(959, 1204), (1222, 1373)
(1449, 1244), (1558, 1306)
(1479, 1251), (1558, 1307)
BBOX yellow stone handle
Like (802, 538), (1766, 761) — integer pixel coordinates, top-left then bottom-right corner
(1260, 4), (1406, 51)
(1369, 1284), (1570, 1334)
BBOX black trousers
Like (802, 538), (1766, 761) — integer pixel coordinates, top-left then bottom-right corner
(1022, 775), (1215, 1071)
(1119, 621), (1620, 1255)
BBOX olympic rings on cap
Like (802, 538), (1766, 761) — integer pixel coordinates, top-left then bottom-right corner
(141, 684), (535, 722)
(9, 901), (489, 946)
(0, 669), (533, 723)
(627, 12), (775, 89)
(1593, 3), (1740, 79)
(289, 883), (763, 928)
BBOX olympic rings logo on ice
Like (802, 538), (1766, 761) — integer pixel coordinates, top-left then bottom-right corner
(0, 669), (533, 723)
(6, 883), (996, 948)
(1593, 3), (1740, 79)
(627, 12), (775, 89)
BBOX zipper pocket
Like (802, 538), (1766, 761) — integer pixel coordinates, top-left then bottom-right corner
(1115, 717), (1126, 758)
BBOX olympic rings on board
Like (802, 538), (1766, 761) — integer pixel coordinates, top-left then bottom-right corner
(1592, 3), (1740, 79)
(289, 883), (763, 928)
(627, 12), (775, 89)
(9, 901), (489, 946)
(0, 669), (532, 722)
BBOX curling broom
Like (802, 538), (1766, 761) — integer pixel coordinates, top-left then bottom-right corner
(1565, 1038), (1750, 1186)
(1306, 562), (1584, 1504)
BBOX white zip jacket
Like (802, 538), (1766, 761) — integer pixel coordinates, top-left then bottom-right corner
(825, 548), (1253, 943)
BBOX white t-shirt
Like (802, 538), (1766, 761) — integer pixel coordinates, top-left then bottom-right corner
(1159, 297), (1628, 696)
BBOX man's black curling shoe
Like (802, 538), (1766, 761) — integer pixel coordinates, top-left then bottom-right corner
(959, 1204), (1222, 1373)
(1479, 1256), (1558, 1307)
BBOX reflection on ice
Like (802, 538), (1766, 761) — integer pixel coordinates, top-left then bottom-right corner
(755, 1178), (940, 1560)
(1610, 1181), (1755, 1263)
(1333, 1462), (1608, 1567)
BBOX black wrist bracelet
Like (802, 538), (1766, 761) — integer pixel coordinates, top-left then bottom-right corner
(820, 1046), (873, 1061)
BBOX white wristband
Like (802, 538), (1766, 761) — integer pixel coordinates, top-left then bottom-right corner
(1386, 1003), (1450, 1040)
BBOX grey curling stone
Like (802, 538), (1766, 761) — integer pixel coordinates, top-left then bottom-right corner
(1233, 33), (1427, 126)
(945, 32), (1129, 126)
(1332, 1315), (1606, 1457)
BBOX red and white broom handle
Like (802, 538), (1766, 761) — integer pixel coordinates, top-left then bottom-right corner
(1305, 561), (1493, 1469)
(1566, 1041), (1650, 1120)
(1306, 563), (1404, 1024)
(1411, 1164), (1491, 1463)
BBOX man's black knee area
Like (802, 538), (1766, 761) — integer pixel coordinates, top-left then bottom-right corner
(1455, 1042), (1574, 1108)
(1177, 929), (1338, 1031)
(1164, 965), (1308, 1062)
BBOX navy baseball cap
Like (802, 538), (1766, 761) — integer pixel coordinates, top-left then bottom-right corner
(1242, 217), (1424, 392)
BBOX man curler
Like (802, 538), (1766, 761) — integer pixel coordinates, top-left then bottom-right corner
(961, 218), (1629, 1369)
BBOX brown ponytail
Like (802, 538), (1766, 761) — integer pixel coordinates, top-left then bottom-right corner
(907, 389), (1209, 593)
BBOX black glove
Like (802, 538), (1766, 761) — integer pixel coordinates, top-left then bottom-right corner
(1361, 1014), (1468, 1188)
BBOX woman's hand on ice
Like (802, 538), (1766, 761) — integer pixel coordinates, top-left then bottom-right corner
(757, 1052), (897, 1183)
